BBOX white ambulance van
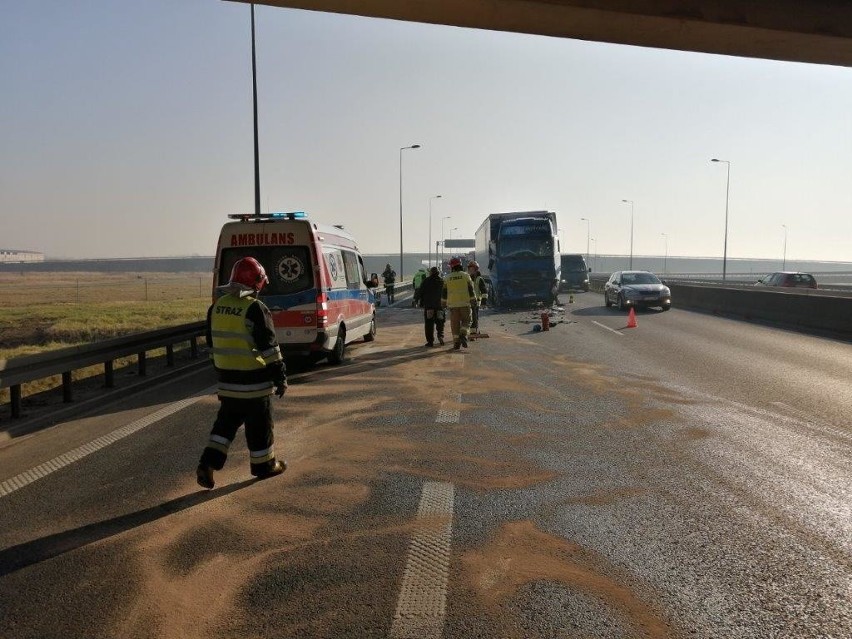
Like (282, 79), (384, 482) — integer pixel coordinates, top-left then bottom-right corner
(213, 212), (379, 364)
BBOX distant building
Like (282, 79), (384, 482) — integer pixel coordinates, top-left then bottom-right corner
(0, 249), (44, 263)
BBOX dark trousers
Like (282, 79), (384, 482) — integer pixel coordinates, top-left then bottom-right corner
(424, 308), (445, 344)
(199, 396), (278, 476)
(385, 284), (395, 303)
(470, 302), (480, 332)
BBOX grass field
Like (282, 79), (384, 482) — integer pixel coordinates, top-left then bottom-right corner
(0, 271), (213, 402)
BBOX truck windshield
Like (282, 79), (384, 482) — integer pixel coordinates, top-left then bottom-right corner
(561, 257), (587, 272)
(498, 236), (553, 258)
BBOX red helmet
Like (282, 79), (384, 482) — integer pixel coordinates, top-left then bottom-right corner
(229, 257), (269, 291)
(449, 257), (462, 268)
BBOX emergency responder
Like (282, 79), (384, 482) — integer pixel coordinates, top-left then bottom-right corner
(412, 267), (428, 307)
(441, 257), (477, 350)
(196, 256), (288, 489)
(382, 263), (397, 304)
(467, 260), (488, 335)
(419, 266), (445, 347)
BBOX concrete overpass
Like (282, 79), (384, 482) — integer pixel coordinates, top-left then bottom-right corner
(230, 0), (852, 68)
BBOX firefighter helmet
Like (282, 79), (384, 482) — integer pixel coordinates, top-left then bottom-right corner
(449, 257), (462, 268)
(229, 257), (269, 291)
(467, 260), (479, 269)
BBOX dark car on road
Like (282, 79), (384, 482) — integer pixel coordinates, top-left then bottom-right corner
(755, 271), (818, 289)
(559, 254), (591, 292)
(604, 270), (671, 311)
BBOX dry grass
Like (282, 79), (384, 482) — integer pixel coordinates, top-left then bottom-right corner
(0, 271), (213, 402)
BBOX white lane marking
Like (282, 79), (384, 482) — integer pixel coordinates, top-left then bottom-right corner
(0, 389), (214, 499)
(769, 401), (852, 443)
(592, 320), (624, 336)
(435, 394), (461, 423)
(390, 481), (455, 639)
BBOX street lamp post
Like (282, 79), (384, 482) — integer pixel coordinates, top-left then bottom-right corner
(441, 216), (451, 267)
(250, 4), (261, 216)
(621, 200), (634, 269)
(661, 233), (668, 275)
(711, 158), (731, 281)
(590, 238), (597, 272)
(399, 144), (421, 280)
(580, 217), (590, 263)
(782, 224), (788, 270)
(428, 195), (442, 268)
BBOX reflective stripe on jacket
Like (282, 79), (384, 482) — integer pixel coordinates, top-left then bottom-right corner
(442, 270), (476, 308)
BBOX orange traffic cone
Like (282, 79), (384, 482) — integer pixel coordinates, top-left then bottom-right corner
(626, 307), (638, 328)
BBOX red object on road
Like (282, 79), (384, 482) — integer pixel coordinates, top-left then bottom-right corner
(541, 312), (550, 331)
(626, 307), (637, 328)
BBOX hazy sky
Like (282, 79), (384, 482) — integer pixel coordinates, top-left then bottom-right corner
(3, 1), (851, 262)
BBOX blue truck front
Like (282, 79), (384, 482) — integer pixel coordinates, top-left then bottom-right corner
(493, 217), (559, 306)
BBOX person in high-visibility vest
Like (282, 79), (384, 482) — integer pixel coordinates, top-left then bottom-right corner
(412, 268), (428, 307)
(196, 256), (288, 489)
(467, 260), (488, 334)
(441, 257), (477, 350)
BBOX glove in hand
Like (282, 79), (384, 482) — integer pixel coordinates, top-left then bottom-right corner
(275, 381), (288, 398)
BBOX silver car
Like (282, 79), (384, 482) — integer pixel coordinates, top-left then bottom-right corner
(604, 270), (672, 311)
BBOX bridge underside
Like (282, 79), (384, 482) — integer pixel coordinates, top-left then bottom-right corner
(229, 0), (852, 67)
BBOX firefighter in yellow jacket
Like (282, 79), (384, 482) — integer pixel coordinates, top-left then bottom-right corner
(196, 256), (287, 489)
(441, 256), (477, 350)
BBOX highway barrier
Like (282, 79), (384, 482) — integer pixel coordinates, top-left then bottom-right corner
(590, 275), (851, 338)
(0, 286), (414, 421)
(666, 283), (852, 337)
(0, 322), (206, 419)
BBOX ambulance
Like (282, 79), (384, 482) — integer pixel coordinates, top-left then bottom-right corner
(213, 212), (379, 364)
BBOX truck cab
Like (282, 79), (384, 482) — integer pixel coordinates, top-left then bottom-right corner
(475, 211), (560, 307)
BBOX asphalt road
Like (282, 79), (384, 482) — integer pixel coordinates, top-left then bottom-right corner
(1, 293), (850, 639)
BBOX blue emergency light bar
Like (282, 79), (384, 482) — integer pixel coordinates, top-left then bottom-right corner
(228, 211), (308, 221)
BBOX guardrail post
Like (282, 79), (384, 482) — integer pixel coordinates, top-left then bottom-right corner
(62, 371), (73, 403)
(104, 360), (114, 388)
(190, 336), (198, 359)
(11, 385), (22, 418)
(138, 351), (147, 376)
(166, 344), (175, 367)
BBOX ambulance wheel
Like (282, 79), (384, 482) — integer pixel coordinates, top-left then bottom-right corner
(363, 314), (376, 342)
(328, 329), (346, 365)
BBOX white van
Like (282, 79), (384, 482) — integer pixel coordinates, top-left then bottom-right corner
(213, 212), (378, 364)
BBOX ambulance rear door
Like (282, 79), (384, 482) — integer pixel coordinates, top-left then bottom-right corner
(215, 220), (320, 350)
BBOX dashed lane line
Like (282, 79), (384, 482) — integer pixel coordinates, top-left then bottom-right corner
(592, 320), (624, 336)
(389, 481), (455, 639)
(0, 389), (214, 499)
(435, 394), (462, 424)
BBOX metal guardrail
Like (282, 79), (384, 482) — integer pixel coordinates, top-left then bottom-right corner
(0, 321), (206, 418)
(0, 282), (412, 420)
(373, 279), (413, 306)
